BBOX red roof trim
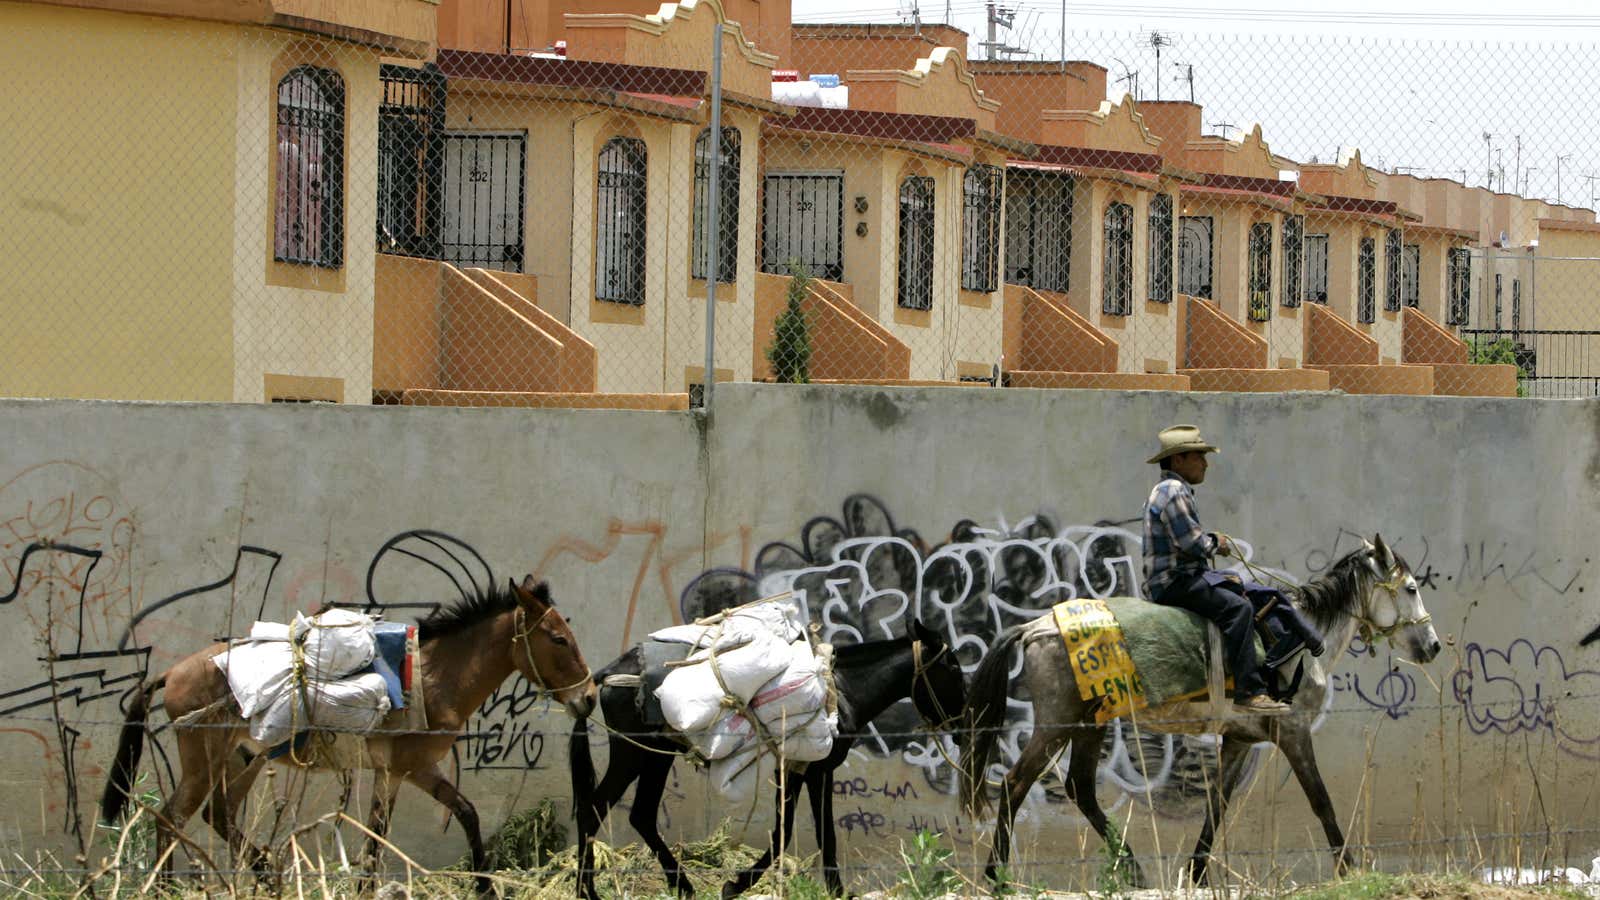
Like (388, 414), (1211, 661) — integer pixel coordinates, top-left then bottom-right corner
(1312, 194), (1399, 215)
(437, 49), (705, 96)
(773, 107), (977, 144)
(1028, 144), (1163, 174)
(1200, 174), (1295, 197)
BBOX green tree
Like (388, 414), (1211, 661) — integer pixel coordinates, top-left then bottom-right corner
(765, 261), (813, 384)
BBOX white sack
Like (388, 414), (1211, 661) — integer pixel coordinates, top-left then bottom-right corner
(250, 672), (391, 747)
(290, 608), (377, 680)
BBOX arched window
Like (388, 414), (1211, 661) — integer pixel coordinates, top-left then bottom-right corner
(1358, 236), (1377, 323)
(1148, 193), (1173, 304)
(1101, 201), (1133, 315)
(961, 165), (1002, 292)
(692, 127), (739, 283)
(1248, 221), (1273, 321)
(275, 65), (344, 267)
(896, 175), (935, 310)
(1384, 228), (1403, 312)
(1281, 214), (1304, 309)
(596, 137), (648, 305)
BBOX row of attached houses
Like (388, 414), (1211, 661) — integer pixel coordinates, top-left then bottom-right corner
(5, 0), (1596, 404)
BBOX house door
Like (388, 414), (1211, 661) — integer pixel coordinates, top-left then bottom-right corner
(1178, 215), (1213, 299)
(440, 132), (526, 272)
(762, 172), (843, 280)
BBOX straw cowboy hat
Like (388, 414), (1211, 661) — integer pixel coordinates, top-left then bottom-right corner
(1146, 424), (1219, 464)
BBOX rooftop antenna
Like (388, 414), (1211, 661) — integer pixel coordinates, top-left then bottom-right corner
(1110, 56), (1140, 100)
(1557, 153), (1572, 204)
(1210, 121), (1237, 140)
(981, 2), (1024, 60)
(1148, 31), (1170, 101)
(1170, 60), (1195, 102)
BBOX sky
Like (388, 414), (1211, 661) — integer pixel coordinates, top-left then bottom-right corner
(789, 0), (1600, 209)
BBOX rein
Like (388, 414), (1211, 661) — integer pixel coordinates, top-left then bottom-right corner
(512, 605), (593, 696)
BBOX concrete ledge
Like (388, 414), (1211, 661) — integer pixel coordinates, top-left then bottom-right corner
(809, 379), (980, 387)
(1305, 364), (1434, 395)
(1009, 371), (1191, 391)
(400, 389), (689, 409)
(1429, 363), (1519, 397)
(1181, 368), (1331, 392)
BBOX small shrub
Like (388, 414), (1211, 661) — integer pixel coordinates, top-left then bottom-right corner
(765, 261), (813, 384)
(896, 829), (959, 898)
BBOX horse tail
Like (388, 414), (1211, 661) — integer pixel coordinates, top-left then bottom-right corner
(100, 674), (164, 824)
(959, 623), (1027, 819)
(569, 717), (597, 828)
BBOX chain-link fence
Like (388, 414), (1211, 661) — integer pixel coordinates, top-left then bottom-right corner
(4, 3), (1596, 406)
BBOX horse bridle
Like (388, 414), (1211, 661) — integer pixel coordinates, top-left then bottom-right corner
(1353, 562), (1432, 648)
(512, 604), (594, 696)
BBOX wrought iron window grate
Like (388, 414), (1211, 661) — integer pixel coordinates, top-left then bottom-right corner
(1149, 194), (1174, 304)
(897, 175), (935, 310)
(1003, 169), (1072, 293)
(1384, 228), (1403, 312)
(376, 63), (445, 260)
(761, 173), (843, 280)
(1358, 236), (1377, 323)
(961, 165), (1003, 293)
(692, 127), (739, 283)
(596, 137), (648, 304)
(1281, 214), (1303, 308)
(1103, 201), (1134, 316)
(1304, 232), (1329, 304)
(1447, 247), (1472, 325)
(275, 65), (344, 268)
(1248, 220), (1273, 321)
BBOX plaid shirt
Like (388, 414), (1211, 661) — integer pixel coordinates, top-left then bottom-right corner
(1142, 470), (1218, 600)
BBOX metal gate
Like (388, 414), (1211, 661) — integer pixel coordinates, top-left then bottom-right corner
(440, 132), (527, 272)
(376, 63), (445, 258)
(762, 172), (843, 280)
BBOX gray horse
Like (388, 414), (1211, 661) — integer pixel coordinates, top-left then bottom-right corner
(959, 534), (1441, 886)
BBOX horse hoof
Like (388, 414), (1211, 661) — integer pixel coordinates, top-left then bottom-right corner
(1187, 859), (1211, 886)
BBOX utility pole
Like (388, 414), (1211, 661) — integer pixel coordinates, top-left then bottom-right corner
(1523, 167), (1537, 196)
(1515, 134), (1521, 196)
(981, 2), (1020, 60)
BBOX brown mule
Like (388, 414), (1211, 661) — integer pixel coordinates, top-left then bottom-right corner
(98, 575), (597, 894)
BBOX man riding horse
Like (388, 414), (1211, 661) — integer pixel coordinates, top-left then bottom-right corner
(1142, 424), (1317, 716)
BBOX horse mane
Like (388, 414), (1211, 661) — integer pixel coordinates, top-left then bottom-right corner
(417, 580), (547, 641)
(1291, 547), (1391, 634)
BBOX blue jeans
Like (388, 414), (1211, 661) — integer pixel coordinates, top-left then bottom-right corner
(1154, 572), (1269, 701)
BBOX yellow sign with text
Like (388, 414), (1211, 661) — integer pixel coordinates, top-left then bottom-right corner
(1052, 598), (1147, 724)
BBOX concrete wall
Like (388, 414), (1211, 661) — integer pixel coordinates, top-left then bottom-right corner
(3, 385), (1598, 890)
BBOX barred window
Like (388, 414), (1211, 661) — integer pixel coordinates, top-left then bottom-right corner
(275, 66), (344, 268)
(692, 127), (739, 283)
(376, 63), (444, 259)
(762, 173), (843, 280)
(1512, 278), (1522, 336)
(1102, 201), (1133, 316)
(1402, 243), (1421, 308)
(1004, 169), (1072, 293)
(1494, 273), (1503, 331)
(1304, 233), (1329, 303)
(1178, 215), (1213, 299)
(897, 176), (935, 310)
(1248, 221), (1273, 322)
(961, 165), (1003, 292)
(1358, 236), (1377, 323)
(1447, 247), (1471, 325)
(596, 137), (648, 305)
(1384, 228), (1403, 312)
(1149, 194), (1174, 304)
(1281, 214), (1303, 308)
